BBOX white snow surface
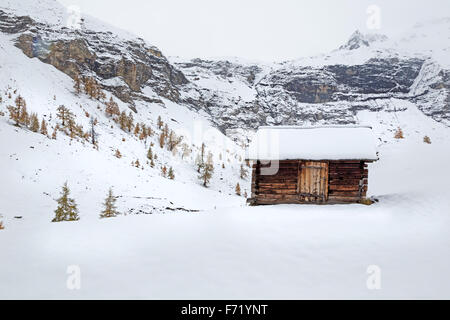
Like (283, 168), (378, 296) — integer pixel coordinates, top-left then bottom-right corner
(1, 98), (450, 299)
(247, 126), (378, 161)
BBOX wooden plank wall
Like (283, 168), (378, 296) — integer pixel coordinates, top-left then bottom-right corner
(250, 160), (299, 205)
(249, 160), (369, 205)
(327, 161), (368, 203)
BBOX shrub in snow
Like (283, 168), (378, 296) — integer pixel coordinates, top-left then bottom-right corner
(52, 182), (80, 222)
(105, 97), (120, 117)
(0, 220), (4, 230)
(423, 136), (432, 144)
(394, 127), (404, 139)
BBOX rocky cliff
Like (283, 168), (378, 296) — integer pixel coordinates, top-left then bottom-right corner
(0, 8), (188, 106)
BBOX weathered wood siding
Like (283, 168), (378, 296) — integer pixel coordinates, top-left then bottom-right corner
(327, 161), (368, 203)
(249, 160), (369, 205)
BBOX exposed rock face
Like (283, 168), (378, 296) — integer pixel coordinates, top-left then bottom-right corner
(0, 10), (33, 34)
(326, 58), (423, 95)
(411, 61), (450, 123)
(177, 58), (264, 86)
(181, 57), (425, 131)
(1, 10), (188, 105)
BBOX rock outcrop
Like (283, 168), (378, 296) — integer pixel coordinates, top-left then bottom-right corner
(1, 9), (188, 105)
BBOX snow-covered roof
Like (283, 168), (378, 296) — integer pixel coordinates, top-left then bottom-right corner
(247, 125), (378, 161)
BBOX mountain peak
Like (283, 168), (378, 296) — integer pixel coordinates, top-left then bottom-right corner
(340, 30), (388, 50)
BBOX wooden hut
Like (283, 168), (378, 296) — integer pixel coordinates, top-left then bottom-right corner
(246, 126), (378, 205)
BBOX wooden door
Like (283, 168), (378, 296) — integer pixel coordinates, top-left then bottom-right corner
(298, 161), (329, 202)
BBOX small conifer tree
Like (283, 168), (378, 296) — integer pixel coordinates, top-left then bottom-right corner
(162, 124), (169, 140)
(7, 104), (20, 126)
(52, 182), (80, 222)
(100, 188), (119, 219)
(235, 183), (241, 196)
(168, 167), (175, 180)
(195, 143), (206, 173)
(29, 113), (40, 132)
(159, 132), (165, 148)
(157, 115), (163, 130)
(161, 165), (167, 177)
(56, 105), (75, 128)
(118, 111), (128, 131)
(199, 152), (214, 187)
(73, 74), (82, 94)
(18, 103), (29, 127)
(147, 147), (153, 161)
(51, 126), (57, 139)
(40, 119), (48, 136)
(126, 112), (134, 132)
(134, 123), (140, 136)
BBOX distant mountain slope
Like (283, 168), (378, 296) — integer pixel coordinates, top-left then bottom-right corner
(175, 19), (450, 133)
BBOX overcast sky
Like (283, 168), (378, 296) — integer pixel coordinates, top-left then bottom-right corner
(57, 0), (450, 62)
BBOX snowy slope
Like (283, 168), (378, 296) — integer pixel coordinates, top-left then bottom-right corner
(0, 30), (250, 215)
